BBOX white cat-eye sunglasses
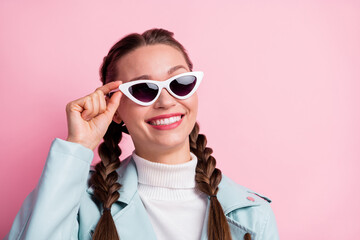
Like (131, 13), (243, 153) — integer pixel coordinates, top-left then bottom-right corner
(108, 71), (204, 106)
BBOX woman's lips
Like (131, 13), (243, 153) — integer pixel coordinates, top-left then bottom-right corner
(145, 113), (183, 122)
(146, 113), (184, 130)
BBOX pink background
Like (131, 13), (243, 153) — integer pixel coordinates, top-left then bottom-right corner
(1, 0), (359, 239)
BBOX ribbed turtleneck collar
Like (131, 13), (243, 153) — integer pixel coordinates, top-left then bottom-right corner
(132, 151), (197, 188)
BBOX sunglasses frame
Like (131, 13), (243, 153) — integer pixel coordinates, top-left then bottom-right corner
(117, 71), (204, 106)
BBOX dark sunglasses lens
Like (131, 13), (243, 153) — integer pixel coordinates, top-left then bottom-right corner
(129, 83), (158, 102)
(170, 75), (197, 96)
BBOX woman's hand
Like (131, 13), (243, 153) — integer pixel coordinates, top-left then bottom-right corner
(65, 81), (122, 151)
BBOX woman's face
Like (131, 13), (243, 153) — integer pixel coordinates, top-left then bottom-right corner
(113, 44), (198, 155)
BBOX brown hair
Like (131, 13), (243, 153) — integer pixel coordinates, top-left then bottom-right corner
(89, 28), (232, 240)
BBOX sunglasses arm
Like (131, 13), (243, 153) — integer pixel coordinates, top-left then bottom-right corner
(107, 88), (121, 98)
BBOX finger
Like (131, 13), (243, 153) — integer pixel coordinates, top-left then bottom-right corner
(89, 94), (99, 119)
(81, 96), (93, 120)
(98, 90), (107, 114)
(106, 90), (122, 117)
(96, 81), (122, 96)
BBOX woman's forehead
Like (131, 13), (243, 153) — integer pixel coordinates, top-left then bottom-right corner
(115, 44), (189, 82)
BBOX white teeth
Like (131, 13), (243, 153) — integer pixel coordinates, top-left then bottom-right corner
(150, 116), (182, 126)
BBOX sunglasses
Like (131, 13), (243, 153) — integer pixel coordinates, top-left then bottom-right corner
(109, 71), (203, 106)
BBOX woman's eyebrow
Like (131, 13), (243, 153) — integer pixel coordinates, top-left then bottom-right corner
(168, 65), (187, 74)
(129, 65), (187, 82)
(129, 74), (151, 82)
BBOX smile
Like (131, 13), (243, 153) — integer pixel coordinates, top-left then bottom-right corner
(149, 115), (182, 126)
(146, 113), (184, 130)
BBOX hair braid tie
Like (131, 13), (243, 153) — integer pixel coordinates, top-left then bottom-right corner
(244, 233), (252, 240)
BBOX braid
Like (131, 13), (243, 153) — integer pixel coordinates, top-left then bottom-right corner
(190, 122), (232, 240)
(89, 121), (124, 240)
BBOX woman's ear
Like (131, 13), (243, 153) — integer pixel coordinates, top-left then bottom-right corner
(112, 111), (122, 124)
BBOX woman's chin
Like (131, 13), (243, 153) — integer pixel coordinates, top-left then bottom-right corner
(152, 137), (188, 151)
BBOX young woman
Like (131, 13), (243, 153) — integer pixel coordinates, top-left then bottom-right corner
(6, 29), (279, 240)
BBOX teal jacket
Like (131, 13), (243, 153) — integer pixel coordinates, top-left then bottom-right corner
(6, 138), (279, 240)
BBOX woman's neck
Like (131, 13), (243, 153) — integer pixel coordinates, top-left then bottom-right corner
(134, 140), (191, 165)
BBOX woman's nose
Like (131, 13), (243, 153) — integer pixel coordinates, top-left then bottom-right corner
(153, 88), (177, 109)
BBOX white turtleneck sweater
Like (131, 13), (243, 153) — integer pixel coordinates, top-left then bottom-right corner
(132, 152), (208, 240)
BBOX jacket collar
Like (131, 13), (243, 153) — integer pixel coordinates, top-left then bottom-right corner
(217, 174), (264, 214)
(87, 156), (271, 240)
(87, 155), (266, 212)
